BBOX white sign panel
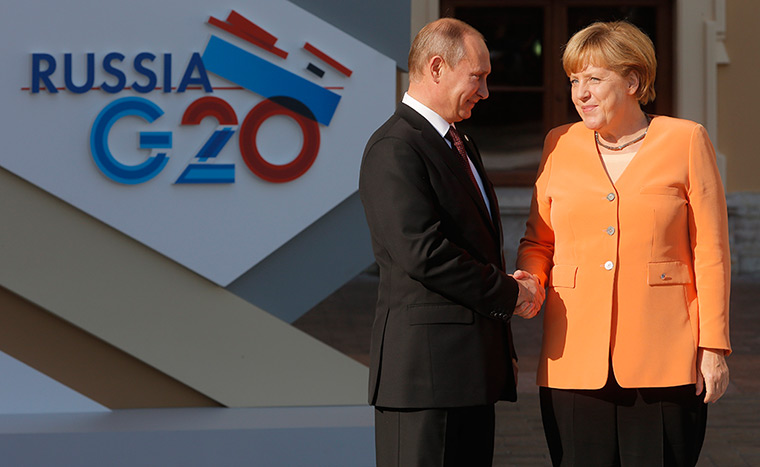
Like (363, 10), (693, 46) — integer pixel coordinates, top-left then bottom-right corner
(1, 0), (395, 286)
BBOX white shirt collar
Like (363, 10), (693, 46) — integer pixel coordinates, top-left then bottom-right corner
(402, 93), (452, 139)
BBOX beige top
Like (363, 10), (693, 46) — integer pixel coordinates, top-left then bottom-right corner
(601, 151), (637, 183)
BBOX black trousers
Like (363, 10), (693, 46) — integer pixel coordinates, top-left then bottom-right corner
(374, 405), (495, 467)
(540, 369), (708, 467)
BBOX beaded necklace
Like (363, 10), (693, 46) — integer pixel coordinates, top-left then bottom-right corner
(595, 114), (652, 151)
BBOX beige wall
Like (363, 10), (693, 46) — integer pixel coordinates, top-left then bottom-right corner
(718, 0), (760, 193)
(0, 285), (220, 409)
(0, 167), (369, 408)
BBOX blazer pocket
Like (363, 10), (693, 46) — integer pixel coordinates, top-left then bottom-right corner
(549, 265), (578, 288)
(647, 261), (692, 286)
(640, 185), (682, 197)
(407, 303), (474, 325)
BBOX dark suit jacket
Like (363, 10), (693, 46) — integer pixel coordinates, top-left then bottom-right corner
(359, 103), (519, 409)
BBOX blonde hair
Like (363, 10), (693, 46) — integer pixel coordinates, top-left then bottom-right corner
(562, 21), (657, 105)
(408, 18), (484, 82)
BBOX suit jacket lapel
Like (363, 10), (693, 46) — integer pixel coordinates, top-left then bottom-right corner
(396, 104), (499, 238)
(461, 131), (501, 230)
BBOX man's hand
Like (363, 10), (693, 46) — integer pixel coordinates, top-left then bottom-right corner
(511, 270), (544, 319)
(696, 347), (729, 403)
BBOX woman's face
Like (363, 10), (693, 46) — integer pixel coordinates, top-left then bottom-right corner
(569, 64), (638, 134)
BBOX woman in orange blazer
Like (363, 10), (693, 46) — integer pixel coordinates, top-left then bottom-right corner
(517, 21), (731, 466)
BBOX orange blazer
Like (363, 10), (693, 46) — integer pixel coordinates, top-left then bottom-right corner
(518, 116), (731, 390)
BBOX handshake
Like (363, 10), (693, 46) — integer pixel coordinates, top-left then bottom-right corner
(511, 270), (544, 319)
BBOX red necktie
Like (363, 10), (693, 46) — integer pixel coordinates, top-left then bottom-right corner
(446, 126), (480, 190)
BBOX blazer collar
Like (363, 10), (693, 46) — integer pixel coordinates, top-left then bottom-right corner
(401, 93), (450, 139)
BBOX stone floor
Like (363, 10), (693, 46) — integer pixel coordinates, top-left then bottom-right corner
(294, 271), (760, 466)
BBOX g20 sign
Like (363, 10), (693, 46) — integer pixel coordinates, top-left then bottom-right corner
(31, 11), (349, 185)
(4, 1), (394, 286)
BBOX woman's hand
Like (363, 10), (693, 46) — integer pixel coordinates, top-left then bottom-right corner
(696, 347), (729, 403)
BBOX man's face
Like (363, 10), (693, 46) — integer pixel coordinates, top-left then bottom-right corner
(438, 34), (491, 123)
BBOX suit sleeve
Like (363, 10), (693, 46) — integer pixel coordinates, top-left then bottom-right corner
(687, 125), (732, 355)
(359, 135), (519, 318)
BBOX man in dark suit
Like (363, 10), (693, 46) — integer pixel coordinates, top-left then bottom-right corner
(359, 17), (544, 467)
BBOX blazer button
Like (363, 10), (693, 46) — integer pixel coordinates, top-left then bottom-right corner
(607, 193), (616, 201)
(604, 261), (614, 270)
(606, 226), (616, 235)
